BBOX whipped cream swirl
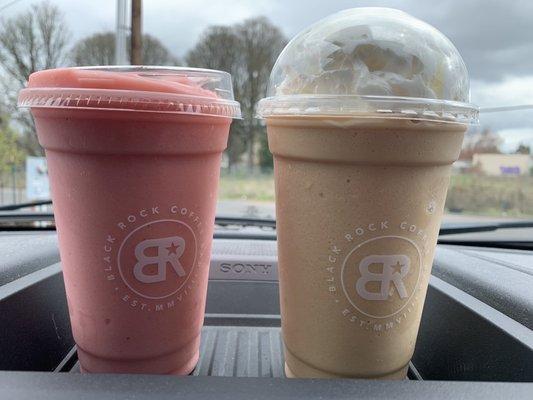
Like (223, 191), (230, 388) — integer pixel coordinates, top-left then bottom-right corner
(273, 8), (469, 103)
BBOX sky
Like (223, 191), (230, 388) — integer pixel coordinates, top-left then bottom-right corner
(2, 0), (532, 150)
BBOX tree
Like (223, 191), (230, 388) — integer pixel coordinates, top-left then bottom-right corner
(238, 18), (286, 171)
(0, 1), (70, 156)
(71, 32), (115, 66)
(71, 32), (179, 66)
(515, 143), (531, 155)
(186, 17), (286, 171)
(257, 131), (273, 171)
(186, 26), (247, 170)
(186, 26), (244, 78)
(142, 34), (179, 66)
(459, 128), (503, 160)
(0, 114), (25, 175)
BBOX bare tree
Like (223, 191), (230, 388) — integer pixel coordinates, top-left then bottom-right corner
(71, 32), (116, 66)
(238, 18), (286, 171)
(0, 1), (70, 155)
(141, 34), (180, 66)
(186, 17), (286, 171)
(186, 26), (244, 79)
(187, 26), (247, 170)
(71, 32), (179, 66)
(515, 143), (531, 155)
(0, 113), (25, 174)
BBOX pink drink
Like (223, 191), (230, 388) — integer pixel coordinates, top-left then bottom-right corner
(18, 67), (241, 374)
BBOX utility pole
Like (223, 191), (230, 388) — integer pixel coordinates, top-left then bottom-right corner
(131, 0), (142, 65)
(115, 0), (129, 65)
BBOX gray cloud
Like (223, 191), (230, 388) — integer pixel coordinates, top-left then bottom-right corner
(418, 0), (533, 81)
(262, 0), (533, 82)
(2, 0), (531, 83)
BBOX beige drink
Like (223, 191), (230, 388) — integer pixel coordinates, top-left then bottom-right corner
(267, 116), (466, 378)
(258, 8), (478, 379)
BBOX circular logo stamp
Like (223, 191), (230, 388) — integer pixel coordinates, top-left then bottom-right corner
(340, 235), (421, 319)
(118, 219), (197, 300)
(102, 205), (203, 312)
(324, 219), (431, 332)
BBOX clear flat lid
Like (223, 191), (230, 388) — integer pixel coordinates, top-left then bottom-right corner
(18, 66), (241, 119)
(257, 8), (478, 123)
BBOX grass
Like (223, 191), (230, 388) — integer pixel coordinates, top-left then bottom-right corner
(218, 172), (533, 217)
(219, 173), (275, 202)
(447, 174), (533, 217)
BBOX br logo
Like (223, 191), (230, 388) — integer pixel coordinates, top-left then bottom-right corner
(133, 236), (186, 284)
(355, 254), (410, 301)
(118, 220), (197, 300)
(341, 236), (421, 318)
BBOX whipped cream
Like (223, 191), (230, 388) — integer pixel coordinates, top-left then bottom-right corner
(273, 8), (469, 103)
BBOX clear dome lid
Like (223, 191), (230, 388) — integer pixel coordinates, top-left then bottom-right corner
(18, 66), (241, 119)
(257, 8), (478, 123)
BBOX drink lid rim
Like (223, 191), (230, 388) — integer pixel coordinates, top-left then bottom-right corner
(17, 66), (242, 119)
(256, 94), (478, 124)
(67, 65), (233, 75)
(18, 87), (242, 119)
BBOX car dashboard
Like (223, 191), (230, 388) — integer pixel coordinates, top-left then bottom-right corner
(0, 230), (532, 399)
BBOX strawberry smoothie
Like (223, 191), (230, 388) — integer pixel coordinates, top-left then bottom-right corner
(18, 67), (241, 374)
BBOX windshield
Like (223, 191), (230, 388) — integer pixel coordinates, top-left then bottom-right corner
(0, 1), (531, 232)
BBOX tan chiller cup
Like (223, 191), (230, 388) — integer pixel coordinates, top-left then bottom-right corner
(257, 8), (478, 379)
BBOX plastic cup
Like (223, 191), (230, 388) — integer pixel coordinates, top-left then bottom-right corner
(257, 8), (478, 379)
(18, 66), (241, 374)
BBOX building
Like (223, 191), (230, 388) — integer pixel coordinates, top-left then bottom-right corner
(472, 153), (532, 176)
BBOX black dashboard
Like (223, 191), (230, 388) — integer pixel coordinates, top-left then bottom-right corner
(0, 231), (532, 398)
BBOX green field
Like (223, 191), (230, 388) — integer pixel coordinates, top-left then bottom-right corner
(219, 173), (275, 202)
(447, 174), (533, 217)
(219, 173), (533, 217)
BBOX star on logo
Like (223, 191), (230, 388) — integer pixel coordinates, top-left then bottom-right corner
(166, 242), (180, 256)
(391, 260), (404, 275)
(388, 261), (406, 297)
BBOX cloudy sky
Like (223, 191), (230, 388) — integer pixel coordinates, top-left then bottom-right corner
(3, 0), (532, 150)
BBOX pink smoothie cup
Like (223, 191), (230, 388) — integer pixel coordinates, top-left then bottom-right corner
(18, 67), (241, 374)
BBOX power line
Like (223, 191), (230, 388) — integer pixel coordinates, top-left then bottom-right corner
(480, 105), (533, 113)
(0, 0), (24, 12)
